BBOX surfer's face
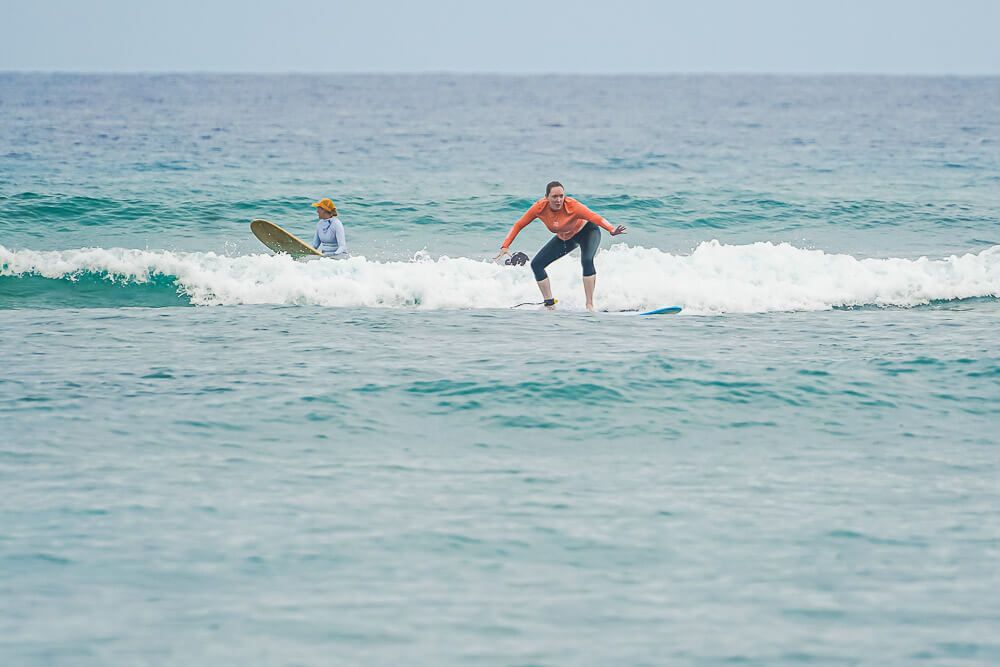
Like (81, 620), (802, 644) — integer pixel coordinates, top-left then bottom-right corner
(316, 208), (333, 219)
(547, 186), (565, 210)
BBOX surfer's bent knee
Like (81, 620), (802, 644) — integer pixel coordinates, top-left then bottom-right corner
(530, 256), (548, 282)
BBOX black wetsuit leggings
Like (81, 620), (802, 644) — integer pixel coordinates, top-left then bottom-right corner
(530, 222), (602, 282)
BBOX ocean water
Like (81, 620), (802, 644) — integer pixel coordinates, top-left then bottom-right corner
(1, 73), (999, 665)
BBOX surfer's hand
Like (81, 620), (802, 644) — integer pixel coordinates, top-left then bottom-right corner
(493, 247), (511, 262)
(610, 225), (627, 236)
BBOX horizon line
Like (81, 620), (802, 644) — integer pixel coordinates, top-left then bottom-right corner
(2, 69), (999, 78)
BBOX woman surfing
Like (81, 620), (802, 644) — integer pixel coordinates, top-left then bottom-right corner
(494, 182), (626, 311)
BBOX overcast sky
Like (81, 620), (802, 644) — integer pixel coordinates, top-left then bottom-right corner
(2, 0), (998, 74)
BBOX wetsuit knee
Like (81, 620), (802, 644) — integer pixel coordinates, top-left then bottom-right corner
(579, 224), (600, 276)
(530, 255), (548, 281)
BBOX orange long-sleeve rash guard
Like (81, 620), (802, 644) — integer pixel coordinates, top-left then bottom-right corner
(502, 197), (615, 248)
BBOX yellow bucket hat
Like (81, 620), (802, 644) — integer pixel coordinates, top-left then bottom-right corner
(311, 198), (338, 214)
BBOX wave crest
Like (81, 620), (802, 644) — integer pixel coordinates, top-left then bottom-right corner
(2, 242), (998, 313)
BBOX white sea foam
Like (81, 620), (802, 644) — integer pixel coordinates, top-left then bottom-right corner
(2, 242), (999, 314)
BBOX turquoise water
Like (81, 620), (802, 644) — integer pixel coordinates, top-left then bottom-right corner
(2, 74), (999, 665)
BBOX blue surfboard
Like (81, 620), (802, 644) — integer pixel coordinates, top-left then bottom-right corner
(638, 306), (682, 316)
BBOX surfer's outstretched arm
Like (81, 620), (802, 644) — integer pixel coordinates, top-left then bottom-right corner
(495, 203), (544, 260)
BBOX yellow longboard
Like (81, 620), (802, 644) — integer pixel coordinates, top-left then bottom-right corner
(250, 219), (323, 258)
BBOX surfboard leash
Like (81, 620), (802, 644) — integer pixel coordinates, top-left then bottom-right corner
(511, 298), (558, 309)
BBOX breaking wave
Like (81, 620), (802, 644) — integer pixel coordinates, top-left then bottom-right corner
(2, 242), (998, 313)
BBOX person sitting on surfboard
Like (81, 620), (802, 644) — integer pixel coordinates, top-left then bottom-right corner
(311, 198), (348, 258)
(494, 182), (626, 311)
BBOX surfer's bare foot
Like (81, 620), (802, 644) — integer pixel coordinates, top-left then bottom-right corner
(586, 303), (594, 312)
